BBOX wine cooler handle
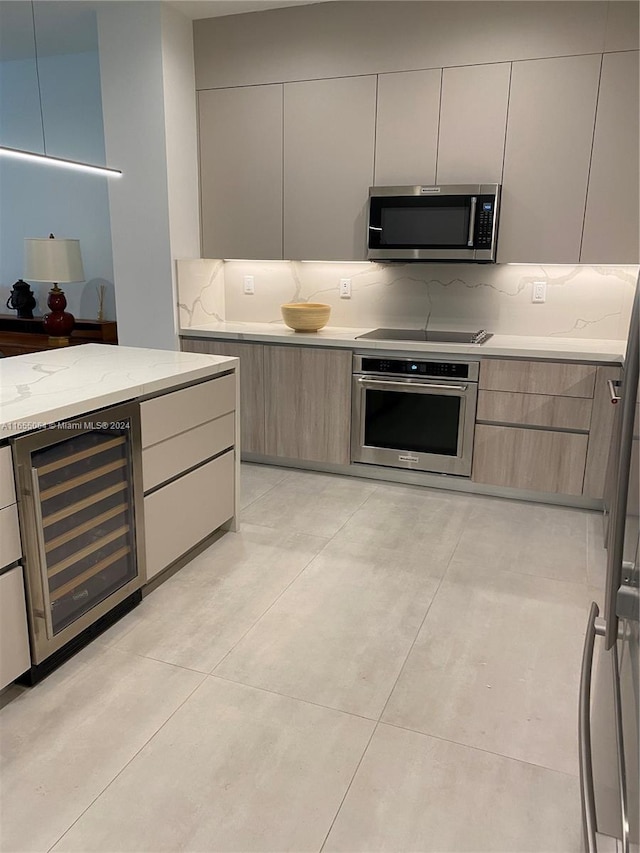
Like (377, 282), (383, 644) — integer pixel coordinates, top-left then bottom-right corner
(30, 467), (54, 640)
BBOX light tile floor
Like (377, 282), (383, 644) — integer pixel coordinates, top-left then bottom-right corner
(0, 463), (606, 852)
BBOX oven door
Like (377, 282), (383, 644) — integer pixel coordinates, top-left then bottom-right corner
(351, 374), (478, 476)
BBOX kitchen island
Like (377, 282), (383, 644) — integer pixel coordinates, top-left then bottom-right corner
(0, 344), (239, 687)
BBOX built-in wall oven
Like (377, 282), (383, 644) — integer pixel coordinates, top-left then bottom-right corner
(351, 355), (479, 476)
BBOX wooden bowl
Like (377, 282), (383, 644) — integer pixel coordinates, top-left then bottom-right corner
(281, 302), (331, 332)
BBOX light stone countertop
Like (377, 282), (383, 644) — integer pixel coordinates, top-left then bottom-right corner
(0, 344), (238, 439)
(180, 321), (627, 364)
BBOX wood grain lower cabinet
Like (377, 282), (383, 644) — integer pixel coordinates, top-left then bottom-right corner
(583, 366), (623, 498)
(476, 390), (592, 431)
(473, 424), (588, 495)
(181, 338), (265, 455)
(264, 345), (351, 464)
(479, 359), (596, 397)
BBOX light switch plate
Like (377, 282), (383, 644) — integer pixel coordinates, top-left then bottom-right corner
(243, 275), (255, 295)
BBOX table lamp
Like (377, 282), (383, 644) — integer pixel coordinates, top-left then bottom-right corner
(24, 234), (85, 345)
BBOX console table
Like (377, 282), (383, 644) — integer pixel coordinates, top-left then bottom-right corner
(0, 315), (117, 357)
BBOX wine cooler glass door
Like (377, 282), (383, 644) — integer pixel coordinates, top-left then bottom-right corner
(14, 403), (145, 663)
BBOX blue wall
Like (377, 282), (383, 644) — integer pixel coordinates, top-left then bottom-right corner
(0, 47), (116, 321)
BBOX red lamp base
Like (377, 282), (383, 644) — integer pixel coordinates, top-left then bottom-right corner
(43, 284), (75, 342)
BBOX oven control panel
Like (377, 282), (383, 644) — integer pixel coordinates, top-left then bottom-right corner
(359, 357), (473, 379)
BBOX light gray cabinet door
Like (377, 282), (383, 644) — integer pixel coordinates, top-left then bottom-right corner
(436, 63), (511, 185)
(264, 345), (352, 464)
(284, 76), (376, 260)
(374, 69), (441, 186)
(497, 54), (601, 263)
(581, 50), (639, 264)
(199, 85), (283, 259)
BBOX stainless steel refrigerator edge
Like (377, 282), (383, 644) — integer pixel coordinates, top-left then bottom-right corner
(580, 277), (640, 853)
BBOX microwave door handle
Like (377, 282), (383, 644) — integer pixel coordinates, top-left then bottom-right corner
(467, 196), (477, 247)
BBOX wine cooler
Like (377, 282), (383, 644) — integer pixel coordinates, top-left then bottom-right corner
(12, 402), (146, 676)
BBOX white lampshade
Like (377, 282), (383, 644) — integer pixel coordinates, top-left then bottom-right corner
(24, 236), (85, 284)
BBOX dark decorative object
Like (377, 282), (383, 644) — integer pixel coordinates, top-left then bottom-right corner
(6, 279), (36, 318)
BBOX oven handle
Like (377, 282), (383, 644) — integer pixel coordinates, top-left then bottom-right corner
(356, 376), (469, 392)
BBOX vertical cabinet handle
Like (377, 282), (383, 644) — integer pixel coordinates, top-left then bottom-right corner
(30, 467), (54, 640)
(607, 379), (622, 404)
(579, 602), (606, 853)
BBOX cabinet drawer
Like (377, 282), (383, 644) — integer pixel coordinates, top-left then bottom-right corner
(144, 450), (234, 579)
(0, 504), (21, 568)
(140, 374), (236, 448)
(142, 412), (235, 492)
(477, 390), (592, 430)
(472, 424), (588, 495)
(0, 566), (31, 688)
(0, 446), (17, 510)
(480, 359), (596, 397)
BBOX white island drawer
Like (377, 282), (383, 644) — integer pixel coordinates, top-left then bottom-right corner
(0, 566), (31, 688)
(144, 450), (235, 579)
(142, 412), (235, 492)
(0, 504), (21, 568)
(0, 447), (17, 510)
(141, 374), (236, 448)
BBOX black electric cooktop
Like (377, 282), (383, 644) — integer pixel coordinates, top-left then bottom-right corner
(355, 328), (493, 344)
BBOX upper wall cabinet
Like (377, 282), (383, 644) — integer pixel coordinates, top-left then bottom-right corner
(199, 85), (283, 259)
(374, 69), (440, 186)
(283, 76), (376, 260)
(497, 54), (601, 264)
(436, 63), (510, 185)
(581, 50), (639, 264)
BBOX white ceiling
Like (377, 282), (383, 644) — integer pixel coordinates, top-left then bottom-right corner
(167, 0), (332, 21)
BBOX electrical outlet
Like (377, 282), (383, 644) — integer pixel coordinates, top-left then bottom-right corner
(339, 278), (351, 299)
(243, 275), (255, 295)
(532, 280), (547, 303)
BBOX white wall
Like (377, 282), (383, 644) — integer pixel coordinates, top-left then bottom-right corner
(97, 1), (175, 350)
(97, 1), (200, 351)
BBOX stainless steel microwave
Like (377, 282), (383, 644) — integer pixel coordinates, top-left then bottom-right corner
(367, 183), (501, 262)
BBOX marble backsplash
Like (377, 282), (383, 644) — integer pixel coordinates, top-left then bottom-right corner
(177, 259), (639, 340)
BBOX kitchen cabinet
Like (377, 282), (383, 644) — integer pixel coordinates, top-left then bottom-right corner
(140, 374), (237, 579)
(198, 84), (283, 260)
(283, 76), (376, 260)
(581, 50), (639, 264)
(436, 63), (510, 185)
(0, 446), (31, 689)
(181, 338), (266, 455)
(474, 357), (617, 498)
(473, 424), (588, 495)
(497, 54), (601, 263)
(583, 366), (623, 499)
(264, 346), (351, 464)
(374, 69), (440, 186)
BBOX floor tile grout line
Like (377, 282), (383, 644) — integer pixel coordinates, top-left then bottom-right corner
(208, 533), (339, 675)
(317, 720), (381, 853)
(209, 477), (382, 674)
(206, 671), (380, 724)
(238, 466), (295, 512)
(45, 674), (210, 853)
(379, 718), (581, 780)
(374, 534), (465, 727)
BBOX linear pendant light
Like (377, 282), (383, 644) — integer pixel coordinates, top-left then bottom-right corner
(0, 2), (122, 178)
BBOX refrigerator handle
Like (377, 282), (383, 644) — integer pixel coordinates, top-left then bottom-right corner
(579, 601), (606, 853)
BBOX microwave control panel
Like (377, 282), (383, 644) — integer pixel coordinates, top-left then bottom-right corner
(475, 196), (496, 248)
